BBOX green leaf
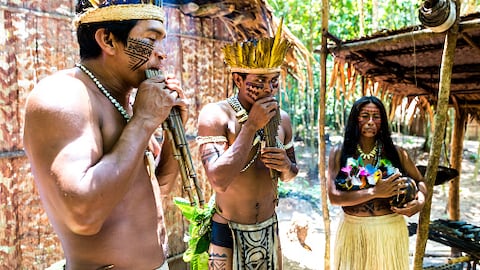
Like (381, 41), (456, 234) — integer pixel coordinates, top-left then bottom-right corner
(174, 195), (216, 269)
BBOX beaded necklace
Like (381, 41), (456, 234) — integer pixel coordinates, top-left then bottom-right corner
(357, 141), (378, 160)
(77, 63), (156, 179)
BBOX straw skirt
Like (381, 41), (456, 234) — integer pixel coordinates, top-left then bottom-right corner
(334, 213), (409, 270)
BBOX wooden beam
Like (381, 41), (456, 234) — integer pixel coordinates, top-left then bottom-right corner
(461, 32), (480, 53)
(327, 18), (480, 54)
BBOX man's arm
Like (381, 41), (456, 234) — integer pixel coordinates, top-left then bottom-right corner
(197, 102), (257, 193)
(24, 72), (181, 235)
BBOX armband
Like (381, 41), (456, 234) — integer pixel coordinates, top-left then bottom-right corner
(196, 136), (228, 146)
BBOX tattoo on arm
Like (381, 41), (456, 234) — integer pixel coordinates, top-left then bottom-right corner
(209, 252), (228, 270)
(201, 144), (224, 166)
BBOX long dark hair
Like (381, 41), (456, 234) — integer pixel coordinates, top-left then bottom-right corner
(340, 96), (403, 172)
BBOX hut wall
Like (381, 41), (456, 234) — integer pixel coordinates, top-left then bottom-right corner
(1, 2), (231, 269)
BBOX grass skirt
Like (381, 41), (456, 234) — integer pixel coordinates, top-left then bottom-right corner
(334, 213), (409, 270)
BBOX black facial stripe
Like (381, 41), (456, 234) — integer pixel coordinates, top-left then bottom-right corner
(125, 38), (154, 71)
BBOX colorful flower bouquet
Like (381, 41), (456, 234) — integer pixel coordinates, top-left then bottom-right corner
(335, 157), (418, 207)
(335, 157), (398, 191)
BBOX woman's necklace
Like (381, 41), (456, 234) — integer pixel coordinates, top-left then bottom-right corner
(77, 63), (156, 179)
(357, 142), (378, 160)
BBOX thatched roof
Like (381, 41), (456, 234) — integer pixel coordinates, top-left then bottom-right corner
(163, 0), (314, 88)
(325, 12), (480, 119)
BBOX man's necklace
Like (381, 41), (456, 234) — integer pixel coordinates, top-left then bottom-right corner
(76, 63), (156, 179)
(357, 142), (378, 160)
(76, 63), (131, 121)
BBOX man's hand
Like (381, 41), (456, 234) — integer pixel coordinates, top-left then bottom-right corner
(260, 147), (291, 173)
(246, 96), (278, 131)
(133, 72), (187, 131)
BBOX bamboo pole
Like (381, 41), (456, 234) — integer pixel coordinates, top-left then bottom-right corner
(319, 0), (330, 269)
(413, 1), (461, 269)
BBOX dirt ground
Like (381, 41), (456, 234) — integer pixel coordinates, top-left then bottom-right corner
(276, 139), (480, 269)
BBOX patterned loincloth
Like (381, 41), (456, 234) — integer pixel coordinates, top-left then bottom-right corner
(229, 214), (281, 270)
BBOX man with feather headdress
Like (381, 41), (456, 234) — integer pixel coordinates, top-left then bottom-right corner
(196, 19), (299, 270)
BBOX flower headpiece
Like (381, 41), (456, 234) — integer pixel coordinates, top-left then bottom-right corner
(74, 0), (165, 29)
(222, 18), (291, 74)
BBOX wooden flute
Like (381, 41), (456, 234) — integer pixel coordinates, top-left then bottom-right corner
(263, 103), (281, 182)
(145, 69), (205, 207)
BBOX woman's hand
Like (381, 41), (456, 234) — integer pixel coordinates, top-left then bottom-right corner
(372, 172), (401, 199)
(392, 189), (426, 217)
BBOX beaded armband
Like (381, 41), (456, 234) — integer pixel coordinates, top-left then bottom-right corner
(196, 136), (228, 146)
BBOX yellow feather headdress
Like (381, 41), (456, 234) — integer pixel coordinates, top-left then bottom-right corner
(223, 18), (291, 74)
(74, 0), (165, 28)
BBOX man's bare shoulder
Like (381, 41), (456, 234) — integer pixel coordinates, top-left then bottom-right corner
(24, 68), (96, 155)
(198, 100), (232, 126)
(27, 68), (89, 113)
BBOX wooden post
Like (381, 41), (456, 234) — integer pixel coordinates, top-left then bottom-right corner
(475, 135), (480, 180)
(448, 107), (467, 257)
(413, 1), (460, 269)
(319, 0), (330, 269)
(449, 108), (466, 221)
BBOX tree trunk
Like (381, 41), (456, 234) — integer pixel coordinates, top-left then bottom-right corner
(413, 1), (460, 269)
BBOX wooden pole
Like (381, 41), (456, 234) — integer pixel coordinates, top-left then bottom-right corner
(413, 1), (461, 269)
(319, 0), (330, 269)
(475, 136), (480, 180)
(448, 107), (467, 257)
(449, 108), (466, 221)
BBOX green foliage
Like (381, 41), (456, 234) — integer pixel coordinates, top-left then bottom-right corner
(268, 0), (422, 137)
(173, 196), (216, 270)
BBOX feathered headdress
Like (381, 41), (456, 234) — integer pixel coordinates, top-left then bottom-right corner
(222, 18), (291, 74)
(74, 0), (165, 28)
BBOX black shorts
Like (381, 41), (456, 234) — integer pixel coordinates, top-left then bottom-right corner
(210, 220), (233, 248)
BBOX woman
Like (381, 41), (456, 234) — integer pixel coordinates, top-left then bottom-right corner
(327, 96), (427, 270)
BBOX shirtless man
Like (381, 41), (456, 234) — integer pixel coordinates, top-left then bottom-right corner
(196, 21), (298, 270)
(23, 2), (185, 269)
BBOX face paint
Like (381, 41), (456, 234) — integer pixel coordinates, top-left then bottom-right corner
(125, 37), (154, 71)
(357, 104), (381, 137)
(246, 82), (262, 100)
(358, 110), (382, 124)
(244, 75), (280, 100)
